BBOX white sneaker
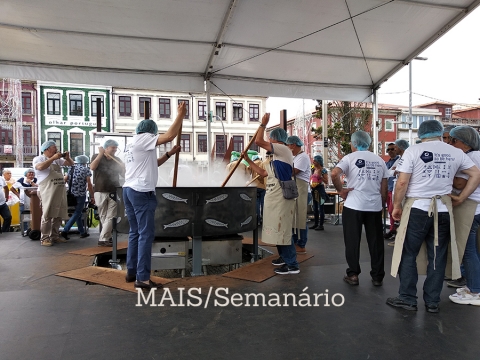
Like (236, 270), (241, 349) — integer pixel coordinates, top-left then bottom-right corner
(449, 289), (480, 306)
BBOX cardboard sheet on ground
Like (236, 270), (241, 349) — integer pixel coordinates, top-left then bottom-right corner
(222, 253), (314, 283)
(56, 267), (174, 293)
(68, 241), (128, 256)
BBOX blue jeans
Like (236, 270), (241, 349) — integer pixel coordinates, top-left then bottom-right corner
(398, 208), (450, 306)
(277, 239), (299, 268)
(63, 195), (86, 234)
(292, 193), (311, 248)
(463, 213), (480, 293)
(256, 188), (266, 223)
(124, 187), (157, 282)
(0, 203), (12, 233)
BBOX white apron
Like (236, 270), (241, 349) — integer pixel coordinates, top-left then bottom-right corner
(37, 163), (68, 219)
(391, 195), (460, 280)
(262, 160), (296, 245)
(293, 178), (308, 230)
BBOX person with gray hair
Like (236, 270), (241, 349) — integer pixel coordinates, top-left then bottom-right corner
(61, 155), (94, 239)
(12, 168), (38, 234)
(447, 126), (480, 305)
(90, 139), (125, 246)
(442, 125), (457, 144)
(286, 135), (311, 253)
(33, 140), (74, 246)
(242, 114), (299, 275)
(331, 130), (388, 286)
(387, 120), (480, 313)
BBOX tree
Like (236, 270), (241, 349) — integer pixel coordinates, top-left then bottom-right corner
(311, 100), (371, 165)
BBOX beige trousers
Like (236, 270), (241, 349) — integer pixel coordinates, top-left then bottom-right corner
(40, 216), (62, 242)
(94, 192), (117, 242)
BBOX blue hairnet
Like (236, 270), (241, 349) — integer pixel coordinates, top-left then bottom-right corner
(136, 119), (158, 135)
(269, 128), (288, 143)
(24, 168), (35, 176)
(443, 125), (457, 133)
(450, 126), (480, 151)
(251, 155), (260, 161)
(103, 139), (119, 149)
(351, 131), (371, 151)
(75, 155), (90, 164)
(418, 120), (443, 139)
(230, 151), (240, 162)
(313, 155), (324, 166)
(41, 140), (56, 152)
(286, 135), (304, 147)
(395, 139), (410, 151)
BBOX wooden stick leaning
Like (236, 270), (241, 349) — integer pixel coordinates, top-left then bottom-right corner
(172, 123), (183, 187)
(246, 174), (260, 187)
(221, 126), (261, 187)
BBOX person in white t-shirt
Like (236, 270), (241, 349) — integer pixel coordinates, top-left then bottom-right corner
(0, 176), (12, 233)
(286, 135), (311, 254)
(447, 126), (480, 305)
(331, 130), (388, 287)
(123, 102), (186, 290)
(387, 120), (480, 313)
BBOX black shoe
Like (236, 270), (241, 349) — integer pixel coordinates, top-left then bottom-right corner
(60, 231), (70, 240)
(372, 279), (383, 286)
(384, 230), (396, 240)
(447, 277), (466, 288)
(309, 224), (319, 229)
(80, 233), (90, 238)
(134, 280), (162, 290)
(386, 297), (417, 311)
(98, 240), (113, 247)
(343, 274), (359, 285)
(425, 304), (439, 313)
(271, 257), (285, 266)
(315, 225), (324, 231)
(125, 273), (136, 283)
(274, 264), (300, 275)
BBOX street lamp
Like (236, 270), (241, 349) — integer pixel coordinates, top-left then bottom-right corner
(408, 56), (428, 145)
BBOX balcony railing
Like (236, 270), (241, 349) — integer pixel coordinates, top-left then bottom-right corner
(441, 118), (480, 126)
(0, 145), (38, 156)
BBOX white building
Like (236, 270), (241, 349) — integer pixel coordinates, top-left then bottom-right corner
(395, 107), (441, 144)
(112, 89), (266, 166)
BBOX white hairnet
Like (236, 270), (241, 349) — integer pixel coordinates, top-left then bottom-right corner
(418, 120), (443, 139)
(450, 126), (480, 151)
(351, 131), (371, 151)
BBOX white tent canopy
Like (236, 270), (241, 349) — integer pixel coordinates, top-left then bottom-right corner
(1, 0), (479, 102)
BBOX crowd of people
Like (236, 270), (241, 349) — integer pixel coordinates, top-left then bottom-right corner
(1, 110), (479, 309)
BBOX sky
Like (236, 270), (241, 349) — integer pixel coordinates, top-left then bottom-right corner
(266, 6), (480, 125)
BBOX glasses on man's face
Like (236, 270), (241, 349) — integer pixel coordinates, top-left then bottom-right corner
(450, 138), (458, 144)
(387, 148), (395, 152)
(443, 136), (452, 143)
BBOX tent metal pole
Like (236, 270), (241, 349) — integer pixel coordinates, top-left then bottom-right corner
(206, 81), (212, 171)
(372, 89), (379, 155)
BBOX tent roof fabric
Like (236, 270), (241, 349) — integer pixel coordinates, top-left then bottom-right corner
(1, 0), (479, 102)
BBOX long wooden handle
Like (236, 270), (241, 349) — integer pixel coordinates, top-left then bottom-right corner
(246, 174), (260, 186)
(172, 124), (183, 187)
(221, 126), (262, 187)
(104, 153), (123, 166)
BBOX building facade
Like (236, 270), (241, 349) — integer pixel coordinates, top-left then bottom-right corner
(0, 80), (38, 170)
(112, 89), (266, 165)
(38, 82), (112, 159)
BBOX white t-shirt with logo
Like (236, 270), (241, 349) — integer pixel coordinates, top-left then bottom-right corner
(336, 151), (388, 211)
(453, 150), (480, 215)
(396, 140), (475, 212)
(0, 177), (6, 205)
(123, 133), (159, 192)
(32, 155), (67, 184)
(293, 151), (311, 183)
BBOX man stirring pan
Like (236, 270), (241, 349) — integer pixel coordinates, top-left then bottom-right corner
(33, 141), (74, 246)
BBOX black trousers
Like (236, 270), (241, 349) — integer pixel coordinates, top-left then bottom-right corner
(342, 206), (385, 281)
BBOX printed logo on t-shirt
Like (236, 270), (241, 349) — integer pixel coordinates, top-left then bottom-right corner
(420, 151), (433, 163)
(355, 159), (365, 168)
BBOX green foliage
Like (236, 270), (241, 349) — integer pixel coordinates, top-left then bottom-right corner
(311, 100), (372, 161)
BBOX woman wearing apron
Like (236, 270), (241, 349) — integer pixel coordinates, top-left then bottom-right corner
(33, 141), (74, 247)
(242, 113), (298, 275)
